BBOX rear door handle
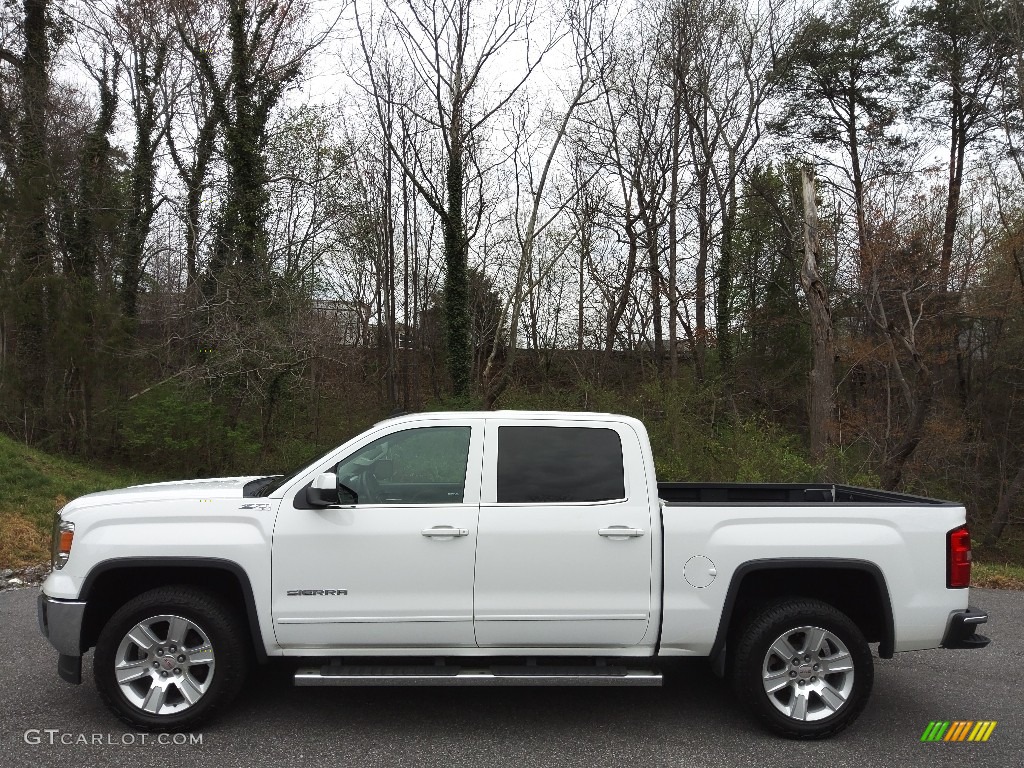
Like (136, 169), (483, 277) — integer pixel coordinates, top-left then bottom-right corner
(598, 526), (645, 538)
(421, 526), (469, 538)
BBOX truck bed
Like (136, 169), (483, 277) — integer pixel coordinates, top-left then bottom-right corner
(657, 482), (953, 505)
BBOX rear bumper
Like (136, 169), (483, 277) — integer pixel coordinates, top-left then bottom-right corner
(941, 605), (990, 650)
(37, 592), (86, 684)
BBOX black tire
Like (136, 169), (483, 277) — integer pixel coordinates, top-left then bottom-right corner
(94, 586), (249, 731)
(731, 598), (873, 739)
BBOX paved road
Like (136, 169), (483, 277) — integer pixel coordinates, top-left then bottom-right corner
(1, 587), (1021, 768)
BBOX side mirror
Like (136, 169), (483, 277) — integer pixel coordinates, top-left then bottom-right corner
(307, 473), (345, 507)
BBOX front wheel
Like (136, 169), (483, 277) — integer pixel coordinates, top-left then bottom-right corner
(731, 598), (873, 739)
(94, 586), (249, 731)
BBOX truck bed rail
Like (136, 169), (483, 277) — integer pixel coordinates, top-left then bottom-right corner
(657, 483), (953, 505)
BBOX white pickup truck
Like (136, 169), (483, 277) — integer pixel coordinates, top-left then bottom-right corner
(37, 411), (989, 739)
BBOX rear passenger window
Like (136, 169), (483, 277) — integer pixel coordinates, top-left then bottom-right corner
(497, 426), (625, 503)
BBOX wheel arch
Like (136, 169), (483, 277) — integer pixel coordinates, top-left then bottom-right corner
(710, 558), (894, 676)
(79, 557), (267, 663)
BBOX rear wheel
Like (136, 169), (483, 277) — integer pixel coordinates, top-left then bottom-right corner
(731, 598), (873, 739)
(94, 586), (249, 731)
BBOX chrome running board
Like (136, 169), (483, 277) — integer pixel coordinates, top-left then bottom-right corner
(294, 663), (663, 687)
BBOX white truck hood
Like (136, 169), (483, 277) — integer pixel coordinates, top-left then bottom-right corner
(60, 476), (266, 512)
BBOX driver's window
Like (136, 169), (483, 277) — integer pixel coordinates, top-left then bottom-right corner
(335, 426), (472, 505)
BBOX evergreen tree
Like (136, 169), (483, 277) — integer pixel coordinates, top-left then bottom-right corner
(773, 0), (914, 266)
(908, 0), (1009, 291)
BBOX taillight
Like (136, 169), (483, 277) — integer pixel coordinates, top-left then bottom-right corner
(947, 525), (971, 588)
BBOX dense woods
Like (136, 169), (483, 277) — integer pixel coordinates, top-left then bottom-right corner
(1, 0), (1024, 555)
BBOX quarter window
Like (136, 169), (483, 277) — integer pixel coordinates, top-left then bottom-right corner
(496, 426), (625, 503)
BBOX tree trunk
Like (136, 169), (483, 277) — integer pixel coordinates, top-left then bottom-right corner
(383, 135), (398, 406)
(694, 173), (709, 382)
(717, 161), (737, 387)
(939, 96), (966, 292)
(167, 100), (219, 290)
(668, 68), (681, 380)
(578, 239), (585, 352)
(605, 219), (639, 359)
(847, 106), (870, 275)
(879, 383), (933, 490)
(443, 95), (471, 399)
(984, 463), (1024, 547)
(62, 66), (118, 453)
(648, 231), (663, 365)
(800, 167), (837, 462)
(121, 36), (166, 318)
(12, 0), (53, 438)
(402, 160), (412, 409)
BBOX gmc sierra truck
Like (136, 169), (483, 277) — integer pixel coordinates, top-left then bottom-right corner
(37, 411), (990, 739)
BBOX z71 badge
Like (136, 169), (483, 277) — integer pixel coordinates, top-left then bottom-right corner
(287, 589), (348, 596)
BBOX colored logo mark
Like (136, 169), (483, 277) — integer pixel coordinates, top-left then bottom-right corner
(921, 721), (997, 742)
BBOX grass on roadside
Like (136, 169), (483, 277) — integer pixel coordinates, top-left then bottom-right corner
(972, 560), (1024, 590)
(0, 434), (153, 569)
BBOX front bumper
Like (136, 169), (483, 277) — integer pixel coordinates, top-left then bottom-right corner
(37, 593), (87, 684)
(941, 605), (991, 650)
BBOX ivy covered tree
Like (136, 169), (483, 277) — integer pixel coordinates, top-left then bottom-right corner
(174, 0), (322, 289)
(6, 0), (54, 438)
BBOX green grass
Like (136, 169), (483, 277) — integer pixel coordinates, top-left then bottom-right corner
(0, 434), (155, 568)
(972, 561), (1024, 590)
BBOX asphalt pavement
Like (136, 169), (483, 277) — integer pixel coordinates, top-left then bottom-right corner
(1, 586), (1020, 768)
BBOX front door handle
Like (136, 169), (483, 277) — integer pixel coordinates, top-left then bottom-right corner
(598, 526), (645, 538)
(421, 526), (469, 538)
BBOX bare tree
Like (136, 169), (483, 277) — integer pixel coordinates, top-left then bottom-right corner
(587, 16), (667, 363)
(356, 0), (552, 398)
(481, 0), (604, 405)
(674, 0), (790, 389)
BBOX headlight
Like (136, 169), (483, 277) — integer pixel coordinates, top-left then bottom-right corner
(51, 513), (75, 570)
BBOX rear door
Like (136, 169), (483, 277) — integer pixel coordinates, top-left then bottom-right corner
(473, 418), (653, 648)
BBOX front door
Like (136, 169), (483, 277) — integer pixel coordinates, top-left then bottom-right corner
(473, 419), (653, 648)
(272, 420), (483, 649)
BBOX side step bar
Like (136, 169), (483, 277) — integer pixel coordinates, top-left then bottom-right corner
(295, 664), (663, 687)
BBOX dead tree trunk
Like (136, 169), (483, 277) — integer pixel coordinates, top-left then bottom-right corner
(800, 167), (836, 462)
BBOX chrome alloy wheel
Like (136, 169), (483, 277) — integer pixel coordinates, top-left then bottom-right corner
(761, 624), (855, 722)
(113, 614), (216, 715)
